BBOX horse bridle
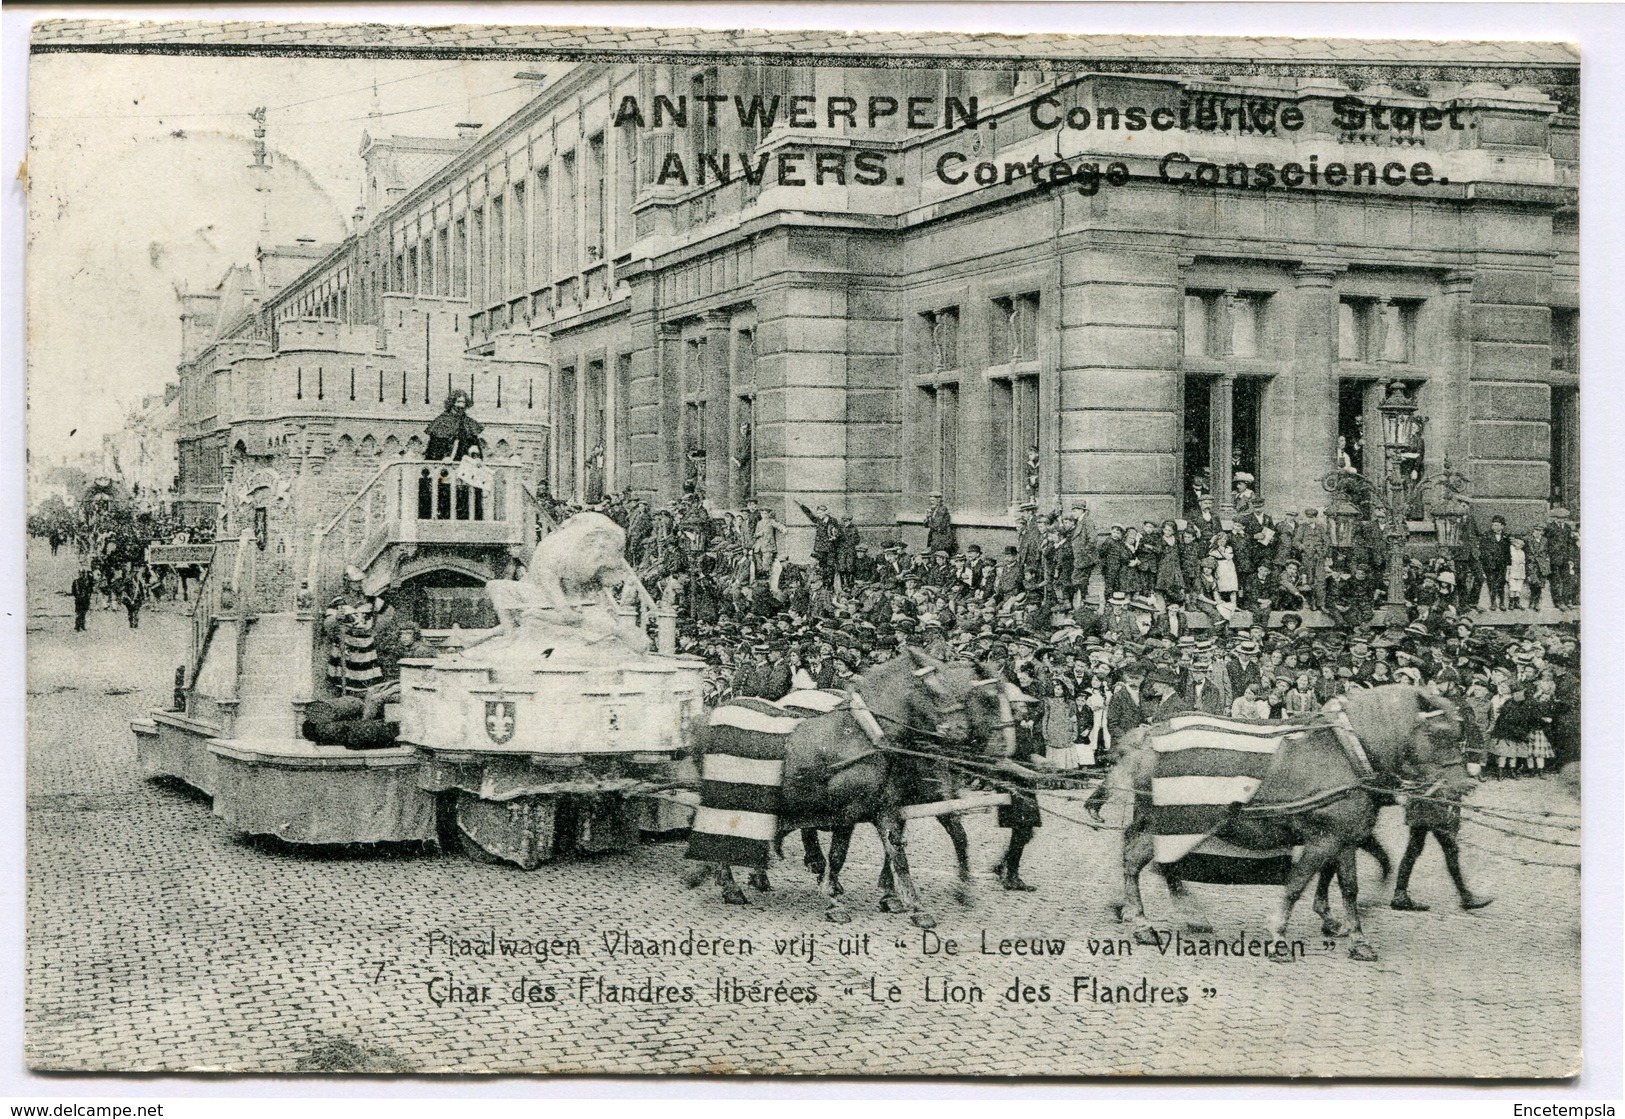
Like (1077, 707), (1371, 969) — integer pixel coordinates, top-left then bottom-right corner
(848, 665), (1012, 748)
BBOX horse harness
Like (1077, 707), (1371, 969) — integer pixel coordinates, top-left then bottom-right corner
(1236, 705), (1374, 818)
(822, 666), (1010, 777)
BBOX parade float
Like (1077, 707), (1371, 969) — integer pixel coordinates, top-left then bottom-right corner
(397, 511), (704, 867)
(134, 447), (700, 865)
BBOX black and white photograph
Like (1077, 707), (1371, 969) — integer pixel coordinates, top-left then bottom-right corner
(17, 11), (1605, 1083)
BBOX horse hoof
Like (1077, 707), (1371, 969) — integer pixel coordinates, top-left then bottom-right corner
(1133, 926), (1162, 947)
(681, 867), (710, 890)
(722, 889), (750, 906)
(1321, 919), (1348, 938)
(1348, 941), (1379, 962)
(748, 873), (772, 893)
(879, 894), (907, 914)
(1109, 901), (1128, 922)
(1182, 921), (1213, 936)
(911, 911), (938, 930)
(949, 882), (975, 907)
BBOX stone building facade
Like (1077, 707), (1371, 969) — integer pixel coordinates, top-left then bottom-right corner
(176, 40), (1579, 570)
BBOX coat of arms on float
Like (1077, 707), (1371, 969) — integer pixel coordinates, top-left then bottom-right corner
(484, 700), (517, 744)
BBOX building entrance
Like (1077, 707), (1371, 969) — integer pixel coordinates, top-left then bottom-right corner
(1182, 378), (1211, 513)
(1338, 380), (1368, 474)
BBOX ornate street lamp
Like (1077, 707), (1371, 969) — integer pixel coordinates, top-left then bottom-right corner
(1320, 381), (1435, 627)
(1370, 383), (1422, 625)
(1378, 382), (1422, 460)
(1424, 460), (1473, 548)
(1326, 497), (1362, 548)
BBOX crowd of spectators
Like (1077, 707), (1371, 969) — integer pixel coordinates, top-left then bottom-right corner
(535, 487), (1581, 780)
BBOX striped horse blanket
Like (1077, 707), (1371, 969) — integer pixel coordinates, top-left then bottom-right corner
(685, 698), (803, 869)
(1149, 714), (1312, 885)
(686, 690), (876, 868)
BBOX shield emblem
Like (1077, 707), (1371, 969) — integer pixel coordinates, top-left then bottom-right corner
(484, 700), (517, 745)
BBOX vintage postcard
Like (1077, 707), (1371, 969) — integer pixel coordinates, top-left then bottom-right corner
(23, 17), (1583, 1077)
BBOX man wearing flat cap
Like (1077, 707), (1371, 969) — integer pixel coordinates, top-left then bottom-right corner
(925, 491), (956, 556)
(1298, 507), (1331, 611)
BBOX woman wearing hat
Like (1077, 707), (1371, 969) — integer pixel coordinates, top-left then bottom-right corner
(1208, 534), (1239, 618)
(1486, 678), (1534, 778)
(1155, 520), (1186, 603)
(1041, 680), (1079, 770)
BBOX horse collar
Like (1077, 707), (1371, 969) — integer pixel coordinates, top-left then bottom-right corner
(845, 690), (888, 746)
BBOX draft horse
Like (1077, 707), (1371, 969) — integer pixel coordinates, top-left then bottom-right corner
(786, 663), (1021, 910)
(688, 649), (1015, 928)
(1088, 684), (1464, 961)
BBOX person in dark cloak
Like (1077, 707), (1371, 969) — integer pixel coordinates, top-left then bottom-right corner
(424, 390), (484, 461)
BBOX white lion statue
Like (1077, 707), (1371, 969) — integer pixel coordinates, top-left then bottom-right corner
(459, 512), (657, 663)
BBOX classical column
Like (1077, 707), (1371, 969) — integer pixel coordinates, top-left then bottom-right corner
(1291, 263), (1342, 512)
(1440, 270), (1476, 468)
(1210, 373), (1236, 518)
(703, 311), (732, 504)
(656, 322), (685, 503)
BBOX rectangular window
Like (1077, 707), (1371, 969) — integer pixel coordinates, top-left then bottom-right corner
(685, 337), (707, 395)
(1012, 292), (1039, 361)
(1230, 294), (1263, 358)
(615, 122), (637, 251)
(586, 133), (607, 262)
(1380, 301), (1418, 363)
(419, 237), (433, 296)
(585, 359), (607, 490)
(1550, 385), (1578, 508)
(1551, 308), (1578, 372)
(927, 383), (960, 504)
(452, 218), (467, 298)
(991, 297), (1014, 365)
(436, 227), (450, 295)
(559, 152), (579, 277)
(511, 180), (528, 295)
(534, 167), (552, 290)
(614, 352), (633, 489)
(924, 307), (960, 373)
(489, 194), (506, 305)
(470, 206), (486, 306)
(989, 378), (1012, 501)
(1184, 294), (1213, 357)
(735, 328), (756, 387)
(557, 366), (578, 497)
(1339, 298), (1374, 361)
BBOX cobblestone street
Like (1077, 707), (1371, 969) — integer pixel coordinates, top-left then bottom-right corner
(24, 542), (1581, 1077)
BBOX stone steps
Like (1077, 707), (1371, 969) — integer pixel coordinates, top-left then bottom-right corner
(230, 613), (310, 739)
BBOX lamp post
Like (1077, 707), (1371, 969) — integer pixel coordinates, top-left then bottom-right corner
(1373, 383), (1421, 625)
(1424, 460), (1473, 549)
(1321, 381), (1436, 628)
